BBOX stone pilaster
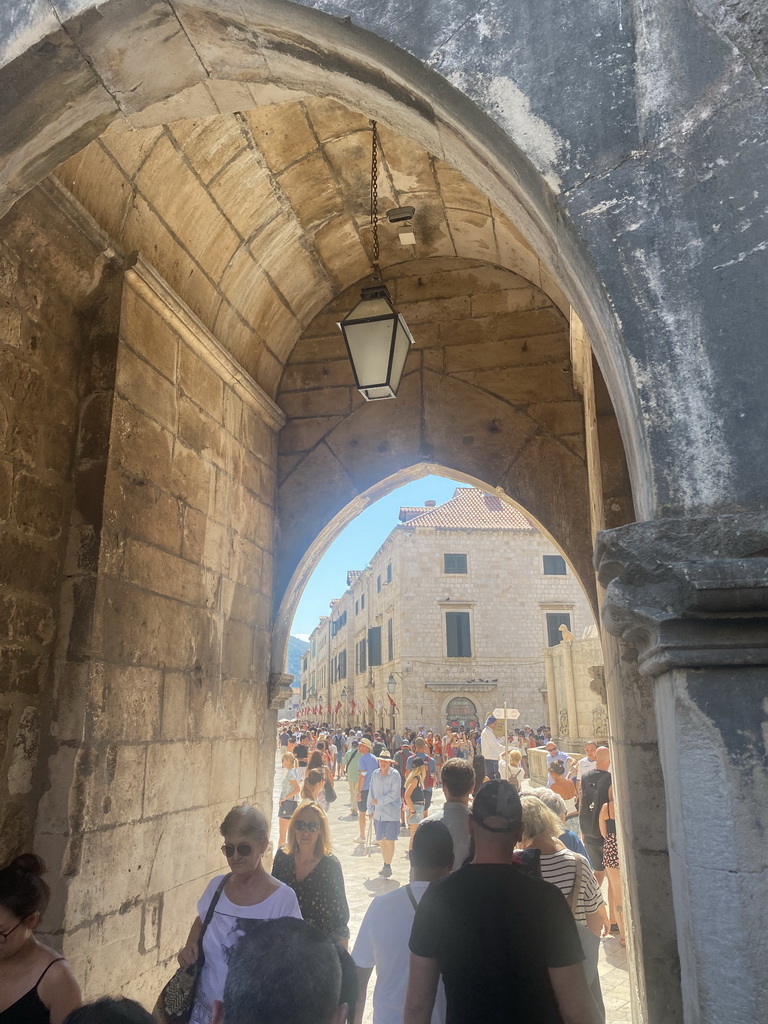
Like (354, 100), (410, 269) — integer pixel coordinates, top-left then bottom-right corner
(596, 513), (768, 1024)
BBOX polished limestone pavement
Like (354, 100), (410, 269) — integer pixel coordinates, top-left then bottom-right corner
(269, 752), (630, 1022)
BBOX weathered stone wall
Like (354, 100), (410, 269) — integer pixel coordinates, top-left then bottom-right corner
(544, 634), (607, 746)
(31, 253), (284, 1002)
(0, 181), (118, 862)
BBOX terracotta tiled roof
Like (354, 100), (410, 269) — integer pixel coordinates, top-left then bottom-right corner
(399, 488), (533, 531)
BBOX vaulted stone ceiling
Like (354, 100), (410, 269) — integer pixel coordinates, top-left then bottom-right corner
(52, 95), (563, 398)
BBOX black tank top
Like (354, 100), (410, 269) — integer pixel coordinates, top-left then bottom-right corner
(0, 958), (64, 1023)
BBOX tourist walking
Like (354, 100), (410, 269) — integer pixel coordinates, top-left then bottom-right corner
(352, 821), (452, 1024)
(425, 757), (474, 870)
(403, 757), (428, 851)
(579, 746), (612, 884)
(366, 750), (402, 877)
(0, 854), (81, 1024)
(343, 739), (361, 812)
(179, 805), (301, 1024)
(272, 801), (350, 946)
(405, 780), (601, 1024)
(600, 785), (626, 946)
(356, 738), (377, 844)
(277, 752), (301, 847)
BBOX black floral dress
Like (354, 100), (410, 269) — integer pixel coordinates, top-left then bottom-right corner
(271, 849), (350, 942)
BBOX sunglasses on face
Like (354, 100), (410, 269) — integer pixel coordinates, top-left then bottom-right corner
(221, 843), (254, 858)
(294, 820), (321, 833)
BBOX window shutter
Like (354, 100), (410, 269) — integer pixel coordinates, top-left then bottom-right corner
(368, 626), (382, 666)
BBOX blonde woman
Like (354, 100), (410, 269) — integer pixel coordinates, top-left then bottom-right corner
(403, 757), (428, 850)
(519, 795), (605, 1014)
(272, 801), (350, 945)
(277, 752), (300, 847)
(506, 748), (525, 792)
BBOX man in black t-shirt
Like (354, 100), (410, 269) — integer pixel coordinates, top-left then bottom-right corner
(293, 735), (309, 780)
(406, 780), (600, 1024)
(578, 746), (612, 883)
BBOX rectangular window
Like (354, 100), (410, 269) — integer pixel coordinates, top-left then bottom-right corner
(356, 638), (367, 674)
(386, 563), (392, 583)
(338, 649), (347, 678)
(543, 555), (567, 575)
(361, 593), (365, 609)
(446, 611), (472, 657)
(355, 600), (359, 615)
(444, 553), (468, 574)
(546, 612), (572, 647)
(368, 626), (382, 666)
(377, 574), (381, 593)
(387, 618), (393, 661)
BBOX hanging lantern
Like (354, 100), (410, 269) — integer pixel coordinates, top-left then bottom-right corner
(339, 284), (414, 401)
(338, 120), (414, 401)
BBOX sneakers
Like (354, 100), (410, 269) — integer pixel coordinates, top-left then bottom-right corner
(379, 863), (392, 877)
(356, 836), (366, 844)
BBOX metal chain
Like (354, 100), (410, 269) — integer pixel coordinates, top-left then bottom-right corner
(370, 119), (380, 277)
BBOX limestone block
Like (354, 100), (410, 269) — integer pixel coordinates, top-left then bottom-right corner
(54, 142), (133, 244)
(209, 738), (244, 805)
(528, 401), (584, 436)
(304, 97), (369, 144)
(455, 362), (575, 405)
(101, 125), (164, 179)
(178, 397), (226, 468)
(121, 195), (221, 330)
(123, 537), (207, 607)
(178, 346), (225, 423)
(69, 1), (203, 110)
(156, 873), (213, 961)
(12, 472), (65, 540)
(278, 386), (352, 419)
(121, 284), (178, 384)
(471, 287), (547, 317)
(160, 671), (189, 742)
(0, 532), (59, 595)
(239, 740), (259, 800)
(445, 209), (497, 261)
(146, 804), (220, 897)
(90, 663), (162, 744)
(229, 536), (264, 592)
(279, 357), (352, 392)
(169, 118), (246, 187)
(244, 105), (317, 174)
(312, 215), (370, 292)
(279, 415), (343, 455)
(116, 344), (177, 433)
(278, 150), (344, 229)
(433, 161), (491, 215)
(112, 396), (174, 485)
(143, 740), (211, 819)
(111, 475), (182, 556)
(396, 294), (471, 326)
(169, 439), (215, 513)
(6, 706), (39, 795)
(83, 742), (146, 828)
(254, 346), (283, 399)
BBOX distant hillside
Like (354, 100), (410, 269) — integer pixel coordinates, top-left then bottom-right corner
(285, 635), (309, 681)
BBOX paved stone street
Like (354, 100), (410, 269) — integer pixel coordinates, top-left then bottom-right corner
(269, 754), (631, 1022)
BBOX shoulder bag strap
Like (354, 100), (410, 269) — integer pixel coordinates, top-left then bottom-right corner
(198, 873), (231, 966)
(568, 855), (583, 917)
(404, 884), (419, 912)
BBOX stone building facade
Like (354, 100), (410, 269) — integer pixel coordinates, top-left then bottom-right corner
(2, 3), (767, 1022)
(299, 487), (595, 733)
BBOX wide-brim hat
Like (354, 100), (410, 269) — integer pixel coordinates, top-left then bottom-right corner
(376, 749), (394, 761)
(358, 737), (372, 749)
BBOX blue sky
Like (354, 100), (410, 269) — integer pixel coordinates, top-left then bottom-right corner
(290, 474), (466, 638)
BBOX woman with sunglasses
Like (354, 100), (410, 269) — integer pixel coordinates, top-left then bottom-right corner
(0, 853), (81, 1023)
(271, 801), (350, 947)
(179, 805), (301, 1024)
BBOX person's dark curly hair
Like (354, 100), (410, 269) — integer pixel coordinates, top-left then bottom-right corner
(0, 853), (50, 920)
(64, 998), (154, 1023)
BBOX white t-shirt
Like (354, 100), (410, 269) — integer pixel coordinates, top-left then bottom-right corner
(576, 756), (596, 780)
(425, 802), (471, 870)
(352, 881), (447, 1024)
(190, 874), (302, 1024)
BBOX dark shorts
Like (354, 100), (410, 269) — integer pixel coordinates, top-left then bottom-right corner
(374, 819), (400, 841)
(358, 790), (369, 813)
(583, 834), (605, 872)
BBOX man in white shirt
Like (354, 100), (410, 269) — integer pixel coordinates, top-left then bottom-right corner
(480, 715), (504, 780)
(425, 757), (475, 870)
(575, 741), (598, 792)
(352, 820), (453, 1024)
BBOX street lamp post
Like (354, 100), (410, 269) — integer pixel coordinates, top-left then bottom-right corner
(387, 674), (397, 733)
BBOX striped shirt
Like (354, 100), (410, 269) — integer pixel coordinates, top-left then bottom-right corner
(538, 849), (604, 924)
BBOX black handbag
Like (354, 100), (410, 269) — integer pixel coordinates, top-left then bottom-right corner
(152, 873), (229, 1023)
(324, 779), (338, 804)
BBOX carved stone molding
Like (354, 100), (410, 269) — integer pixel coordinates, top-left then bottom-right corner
(588, 665), (607, 705)
(595, 513), (768, 676)
(268, 672), (294, 710)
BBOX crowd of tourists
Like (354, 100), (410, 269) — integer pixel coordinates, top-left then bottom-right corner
(0, 720), (620, 1024)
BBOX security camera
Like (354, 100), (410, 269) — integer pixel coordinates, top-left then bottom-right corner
(386, 206), (415, 223)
